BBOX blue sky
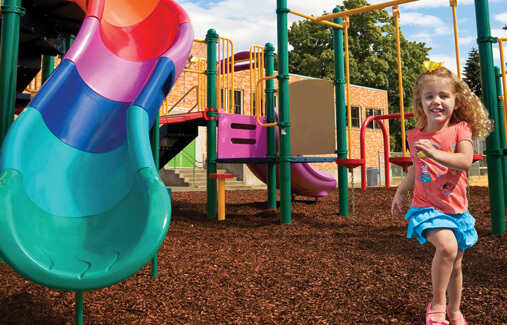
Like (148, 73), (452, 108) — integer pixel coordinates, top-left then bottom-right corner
(179, 0), (507, 75)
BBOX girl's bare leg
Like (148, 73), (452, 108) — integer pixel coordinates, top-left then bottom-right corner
(426, 229), (459, 321)
(447, 249), (466, 324)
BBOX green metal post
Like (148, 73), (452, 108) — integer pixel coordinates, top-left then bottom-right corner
(333, 8), (349, 216)
(75, 291), (83, 325)
(264, 42), (277, 209)
(494, 67), (507, 206)
(0, 0), (24, 144)
(206, 29), (218, 218)
(41, 55), (55, 83)
(65, 35), (76, 53)
(474, 0), (505, 235)
(276, 0), (292, 224)
(150, 114), (160, 277)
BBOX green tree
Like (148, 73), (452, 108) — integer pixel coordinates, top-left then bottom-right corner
(287, 0), (430, 152)
(463, 47), (481, 98)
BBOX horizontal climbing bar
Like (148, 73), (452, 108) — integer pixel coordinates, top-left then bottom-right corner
(290, 10), (343, 29)
(316, 0), (419, 21)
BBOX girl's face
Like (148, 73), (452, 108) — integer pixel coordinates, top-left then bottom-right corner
(420, 78), (459, 132)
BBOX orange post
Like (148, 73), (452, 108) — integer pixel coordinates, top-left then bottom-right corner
(209, 173), (234, 220)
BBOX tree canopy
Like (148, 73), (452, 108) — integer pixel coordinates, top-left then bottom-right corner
(463, 47), (481, 98)
(287, 0), (431, 152)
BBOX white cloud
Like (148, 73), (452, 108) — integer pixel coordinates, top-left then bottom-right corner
(400, 12), (450, 36)
(492, 28), (507, 39)
(494, 12), (507, 24)
(458, 36), (475, 45)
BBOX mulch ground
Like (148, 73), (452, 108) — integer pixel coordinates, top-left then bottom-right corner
(0, 186), (505, 324)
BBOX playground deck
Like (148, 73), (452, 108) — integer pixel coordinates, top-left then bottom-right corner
(0, 186), (505, 324)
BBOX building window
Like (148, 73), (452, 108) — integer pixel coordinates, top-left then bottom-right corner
(221, 89), (243, 114)
(346, 106), (361, 128)
(366, 108), (383, 129)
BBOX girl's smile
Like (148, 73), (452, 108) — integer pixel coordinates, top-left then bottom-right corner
(421, 79), (459, 132)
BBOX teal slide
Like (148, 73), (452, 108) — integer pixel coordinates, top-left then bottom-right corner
(0, 0), (193, 291)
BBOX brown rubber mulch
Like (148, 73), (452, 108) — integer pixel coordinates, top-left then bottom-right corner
(0, 186), (505, 324)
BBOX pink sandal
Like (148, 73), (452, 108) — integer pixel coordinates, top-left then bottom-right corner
(447, 306), (468, 325)
(426, 303), (449, 325)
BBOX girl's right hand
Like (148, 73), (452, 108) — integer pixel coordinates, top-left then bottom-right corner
(391, 193), (404, 216)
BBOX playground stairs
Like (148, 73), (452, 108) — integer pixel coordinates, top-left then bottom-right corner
(7, 0), (84, 109)
(159, 168), (244, 189)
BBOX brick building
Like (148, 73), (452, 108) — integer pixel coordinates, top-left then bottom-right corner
(163, 40), (390, 186)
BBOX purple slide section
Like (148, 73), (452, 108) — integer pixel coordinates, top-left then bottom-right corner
(247, 161), (337, 198)
(245, 113), (336, 198)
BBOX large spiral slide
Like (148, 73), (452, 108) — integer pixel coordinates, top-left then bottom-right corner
(0, 0), (193, 291)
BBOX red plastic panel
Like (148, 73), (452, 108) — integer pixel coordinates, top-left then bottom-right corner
(100, 0), (189, 61)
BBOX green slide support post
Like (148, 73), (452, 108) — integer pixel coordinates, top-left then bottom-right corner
(206, 29), (219, 218)
(75, 291), (83, 325)
(276, 0), (292, 224)
(264, 42), (277, 209)
(494, 67), (507, 206)
(150, 114), (160, 277)
(41, 56), (55, 84)
(0, 0), (25, 144)
(474, 0), (506, 234)
(333, 8), (349, 217)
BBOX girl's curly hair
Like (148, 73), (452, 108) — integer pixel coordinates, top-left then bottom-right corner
(412, 67), (494, 139)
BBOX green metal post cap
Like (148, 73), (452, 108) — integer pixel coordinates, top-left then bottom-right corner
(265, 43), (275, 52)
(205, 29), (219, 41)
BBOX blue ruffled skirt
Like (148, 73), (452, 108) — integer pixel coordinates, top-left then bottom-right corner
(405, 206), (478, 250)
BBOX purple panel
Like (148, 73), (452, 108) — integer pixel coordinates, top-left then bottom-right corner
(64, 17), (157, 102)
(218, 113), (267, 158)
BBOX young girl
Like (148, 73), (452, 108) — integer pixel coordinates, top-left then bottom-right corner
(391, 61), (494, 325)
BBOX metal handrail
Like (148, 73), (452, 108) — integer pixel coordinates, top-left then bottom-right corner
(161, 86), (198, 116)
(169, 149), (204, 187)
(255, 76), (277, 127)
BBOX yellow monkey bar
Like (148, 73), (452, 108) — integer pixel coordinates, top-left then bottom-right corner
(289, 10), (342, 29)
(315, 0), (419, 21)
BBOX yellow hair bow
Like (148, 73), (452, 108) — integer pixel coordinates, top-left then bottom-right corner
(422, 61), (446, 73)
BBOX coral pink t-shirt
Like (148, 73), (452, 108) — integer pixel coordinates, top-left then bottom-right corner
(408, 121), (473, 214)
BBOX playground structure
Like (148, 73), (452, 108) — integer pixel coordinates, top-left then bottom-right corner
(187, 0), (507, 234)
(0, 0), (506, 323)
